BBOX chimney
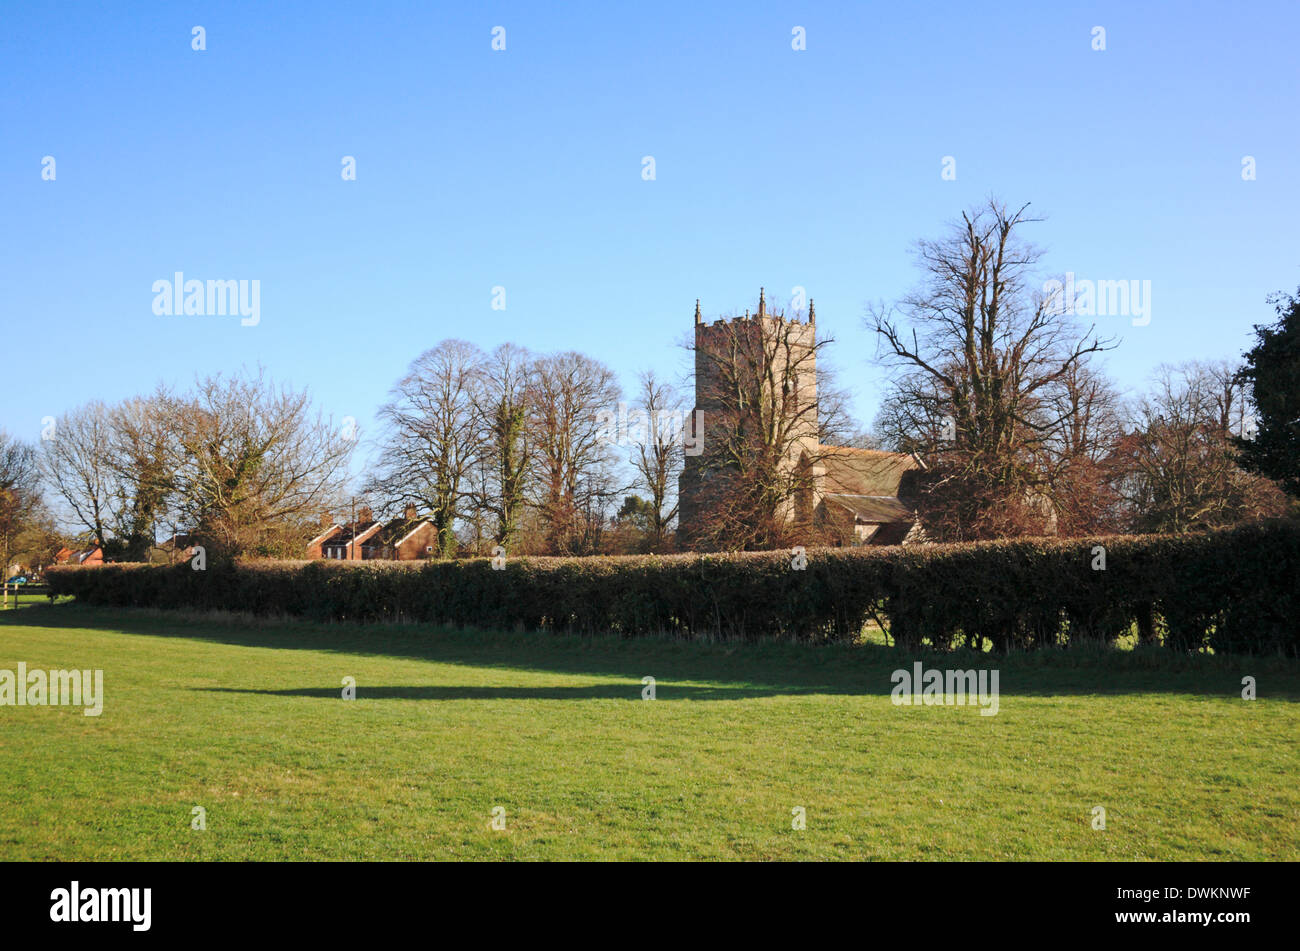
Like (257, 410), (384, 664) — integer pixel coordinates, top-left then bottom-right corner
(358, 506), (373, 524)
(320, 513), (333, 529)
(404, 503), (417, 520)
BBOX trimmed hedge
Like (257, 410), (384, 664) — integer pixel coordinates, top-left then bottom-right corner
(45, 521), (1300, 654)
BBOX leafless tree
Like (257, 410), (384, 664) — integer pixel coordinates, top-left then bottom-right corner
(1120, 361), (1288, 533)
(370, 340), (485, 557)
(104, 389), (177, 559)
(1035, 362), (1128, 535)
(814, 357), (859, 447)
(868, 198), (1116, 539)
(628, 371), (683, 551)
(39, 401), (115, 546)
(468, 343), (533, 549)
(8, 501), (62, 572)
(169, 369), (354, 557)
(0, 431), (40, 576)
(527, 350), (623, 554)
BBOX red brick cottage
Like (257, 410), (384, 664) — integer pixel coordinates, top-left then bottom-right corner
(311, 506), (438, 561)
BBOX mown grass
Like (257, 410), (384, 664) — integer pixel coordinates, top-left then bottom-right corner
(1, 603), (1296, 860)
(0, 591), (71, 610)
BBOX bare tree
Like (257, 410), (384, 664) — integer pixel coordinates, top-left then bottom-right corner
(868, 198), (1115, 539)
(1120, 361), (1288, 533)
(0, 431), (40, 576)
(813, 358), (858, 448)
(1036, 362), (1128, 535)
(170, 369), (354, 557)
(468, 343), (532, 549)
(370, 340), (485, 557)
(8, 500), (62, 572)
(527, 350), (623, 554)
(104, 389), (177, 560)
(39, 401), (115, 546)
(628, 371), (683, 551)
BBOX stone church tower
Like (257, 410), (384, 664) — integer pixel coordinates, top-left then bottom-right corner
(677, 291), (924, 549)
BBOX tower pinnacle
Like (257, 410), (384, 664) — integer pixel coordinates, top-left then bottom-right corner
(757, 287), (766, 318)
(694, 299), (701, 325)
(808, 298), (815, 324)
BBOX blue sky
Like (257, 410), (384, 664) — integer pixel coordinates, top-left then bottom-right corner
(3, 0), (1297, 467)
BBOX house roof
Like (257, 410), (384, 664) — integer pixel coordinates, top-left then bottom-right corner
(376, 516), (434, 547)
(820, 446), (923, 496)
(867, 520), (917, 546)
(323, 521), (381, 547)
(823, 493), (915, 524)
(320, 514), (434, 552)
(56, 546), (101, 563)
(308, 524), (342, 547)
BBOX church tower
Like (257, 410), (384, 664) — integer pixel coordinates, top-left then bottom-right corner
(678, 290), (821, 543)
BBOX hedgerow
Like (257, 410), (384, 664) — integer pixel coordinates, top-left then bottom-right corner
(44, 521), (1300, 654)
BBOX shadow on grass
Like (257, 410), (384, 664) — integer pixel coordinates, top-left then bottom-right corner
(193, 683), (787, 701)
(8, 603), (1300, 700)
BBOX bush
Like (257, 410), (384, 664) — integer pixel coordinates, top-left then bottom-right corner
(45, 521), (1300, 654)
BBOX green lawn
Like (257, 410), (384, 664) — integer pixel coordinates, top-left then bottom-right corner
(1, 603), (1296, 860)
(0, 590), (70, 610)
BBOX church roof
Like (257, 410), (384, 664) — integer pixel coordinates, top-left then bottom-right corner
(822, 493), (915, 524)
(820, 446), (922, 497)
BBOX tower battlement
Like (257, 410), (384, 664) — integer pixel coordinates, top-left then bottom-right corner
(693, 287), (815, 329)
(688, 289), (819, 417)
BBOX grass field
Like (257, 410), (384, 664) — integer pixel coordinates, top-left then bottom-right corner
(1, 602), (1297, 860)
(0, 591), (70, 610)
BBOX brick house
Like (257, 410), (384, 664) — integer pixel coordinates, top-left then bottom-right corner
(375, 506), (440, 559)
(55, 545), (103, 566)
(312, 506), (438, 560)
(307, 519), (344, 559)
(319, 508), (382, 560)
